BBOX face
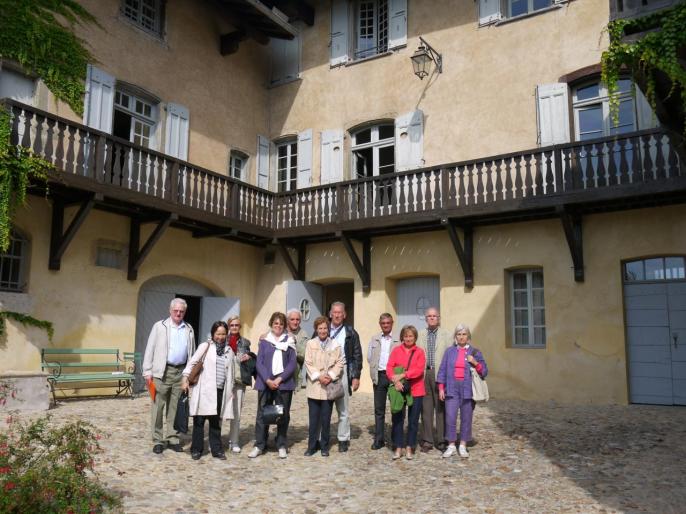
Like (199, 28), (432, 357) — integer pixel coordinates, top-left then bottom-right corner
(287, 313), (302, 332)
(455, 330), (470, 346)
(169, 303), (186, 324)
(425, 309), (440, 330)
(213, 326), (227, 343)
(316, 322), (329, 340)
(271, 318), (285, 337)
(402, 330), (416, 347)
(330, 305), (346, 326)
(228, 319), (241, 335)
(379, 317), (393, 335)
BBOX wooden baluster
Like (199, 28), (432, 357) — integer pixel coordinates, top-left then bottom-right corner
(421, 172), (430, 210)
(493, 158), (503, 201)
(466, 165), (475, 205)
(44, 118), (55, 165)
(641, 134), (654, 182)
(504, 158), (514, 200)
(543, 151), (554, 195)
(564, 147), (575, 190)
(510, 156), (520, 198)
(599, 142), (610, 187)
(230, 183), (240, 218)
(431, 170), (440, 210)
(54, 121), (66, 171)
(456, 165), (465, 205)
(617, 139), (629, 185)
(399, 174), (407, 214)
(654, 133), (666, 180)
(474, 163), (484, 204)
(130, 148), (141, 191)
(533, 153), (544, 196)
(484, 160), (494, 203)
(448, 167), (457, 208)
(75, 129), (87, 177)
(665, 134), (680, 177)
(387, 177), (395, 215)
(406, 174), (415, 213)
(64, 125), (76, 175)
(626, 136), (640, 184)
(571, 146), (583, 189)
(522, 154), (533, 196)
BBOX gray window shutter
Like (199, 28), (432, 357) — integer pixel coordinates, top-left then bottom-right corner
(297, 129), (313, 189)
(84, 64), (115, 133)
(165, 103), (190, 161)
(395, 110), (424, 171)
(479, 0), (502, 25)
(270, 32), (300, 85)
(635, 87), (658, 130)
(257, 134), (270, 189)
(330, 0), (349, 66)
(536, 83), (570, 146)
(388, 0), (407, 49)
(320, 129), (344, 184)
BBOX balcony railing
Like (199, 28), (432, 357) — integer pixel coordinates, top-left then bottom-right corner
(5, 99), (685, 239)
(609, 0), (680, 21)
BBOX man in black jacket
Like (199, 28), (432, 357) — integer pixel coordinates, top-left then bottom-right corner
(329, 301), (363, 452)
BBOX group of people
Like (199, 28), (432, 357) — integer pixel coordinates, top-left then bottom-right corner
(141, 299), (488, 461)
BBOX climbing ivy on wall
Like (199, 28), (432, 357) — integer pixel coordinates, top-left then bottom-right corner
(0, 310), (54, 342)
(0, 0), (96, 115)
(601, 2), (686, 135)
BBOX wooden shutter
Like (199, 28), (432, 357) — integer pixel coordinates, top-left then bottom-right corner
(165, 103), (190, 160)
(479, 0), (502, 25)
(395, 110), (424, 171)
(297, 129), (313, 189)
(257, 135), (270, 189)
(536, 83), (570, 146)
(388, 0), (407, 49)
(270, 33), (300, 85)
(320, 130), (344, 184)
(635, 87), (658, 130)
(330, 0), (349, 66)
(0, 66), (36, 106)
(84, 64), (115, 133)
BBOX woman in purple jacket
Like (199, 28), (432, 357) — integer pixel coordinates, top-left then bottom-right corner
(248, 312), (297, 459)
(437, 324), (488, 459)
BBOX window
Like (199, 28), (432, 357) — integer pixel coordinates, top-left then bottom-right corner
(573, 79), (638, 141)
(355, 0), (389, 59)
(0, 230), (29, 292)
(351, 123), (395, 178)
(121, 0), (164, 36)
(113, 89), (157, 149)
(509, 0), (552, 17)
(229, 151), (248, 181)
(276, 140), (297, 192)
(95, 241), (125, 270)
(478, 0), (563, 25)
(624, 257), (686, 282)
(509, 269), (546, 347)
(0, 66), (35, 105)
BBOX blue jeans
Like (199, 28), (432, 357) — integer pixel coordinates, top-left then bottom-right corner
(391, 396), (424, 449)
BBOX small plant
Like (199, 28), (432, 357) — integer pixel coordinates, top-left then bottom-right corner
(0, 380), (17, 406)
(0, 416), (121, 513)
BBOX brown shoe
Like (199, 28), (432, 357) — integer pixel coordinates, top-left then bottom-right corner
(420, 443), (433, 453)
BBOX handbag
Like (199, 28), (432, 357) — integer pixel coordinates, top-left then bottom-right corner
(400, 348), (417, 394)
(261, 390), (285, 425)
(187, 343), (210, 386)
(173, 391), (189, 434)
(325, 379), (344, 401)
(470, 364), (489, 402)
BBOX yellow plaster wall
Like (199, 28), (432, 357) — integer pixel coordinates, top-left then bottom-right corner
(269, 0), (609, 183)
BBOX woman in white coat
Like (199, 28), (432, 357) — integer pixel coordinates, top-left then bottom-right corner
(182, 321), (235, 460)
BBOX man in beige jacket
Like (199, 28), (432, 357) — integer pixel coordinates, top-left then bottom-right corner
(416, 307), (452, 453)
(142, 298), (195, 454)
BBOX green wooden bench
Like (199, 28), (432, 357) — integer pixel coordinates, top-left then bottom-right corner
(41, 348), (139, 403)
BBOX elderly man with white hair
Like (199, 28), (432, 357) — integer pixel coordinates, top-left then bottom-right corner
(286, 308), (310, 390)
(142, 297), (196, 454)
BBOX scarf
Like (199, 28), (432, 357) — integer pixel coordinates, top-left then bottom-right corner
(266, 331), (295, 376)
(215, 338), (228, 357)
(228, 334), (239, 354)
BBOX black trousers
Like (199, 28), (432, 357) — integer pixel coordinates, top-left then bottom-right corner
(307, 397), (334, 452)
(372, 370), (391, 445)
(191, 388), (223, 455)
(254, 389), (293, 450)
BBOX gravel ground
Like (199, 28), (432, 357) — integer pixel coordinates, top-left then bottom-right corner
(23, 390), (686, 513)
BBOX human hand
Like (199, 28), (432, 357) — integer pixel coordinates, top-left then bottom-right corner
(467, 355), (477, 365)
(240, 354), (250, 362)
(352, 378), (360, 392)
(394, 381), (404, 392)
(439, 389), (445, 401)
(320, 375), (331, 385)
(181, 378), (189, 392)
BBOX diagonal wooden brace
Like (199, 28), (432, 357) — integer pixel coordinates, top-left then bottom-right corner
(276, 241), (306, 281)
(127, 213), (177, 281)
(443, 220), (474, 288)
(338, 232), (371, 293)
(49, 193), (98, 270)
(557, 206), (584, 282)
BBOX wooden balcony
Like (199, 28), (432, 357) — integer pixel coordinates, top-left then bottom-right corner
(5, 100), (686, 286)
(609, 0), (681, 22)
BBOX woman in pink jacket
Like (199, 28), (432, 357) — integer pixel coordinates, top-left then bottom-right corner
(386, 325), (426, 460)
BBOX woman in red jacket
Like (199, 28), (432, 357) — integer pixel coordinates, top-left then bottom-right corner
(387, 325), (426, 460)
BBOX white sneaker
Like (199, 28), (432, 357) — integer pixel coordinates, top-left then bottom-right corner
(278, 447), (288, 459)
(442, 444), (457, 458)
(231, 445), (241, 454)
(247, 447), (261, 458)
(458, 445), (469, 458)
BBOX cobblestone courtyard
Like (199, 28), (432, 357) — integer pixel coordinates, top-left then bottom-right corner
(40, 391), (686, 513)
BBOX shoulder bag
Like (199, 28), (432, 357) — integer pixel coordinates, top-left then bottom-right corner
(469, 349), (489, 402)
(401, 348), (417, 394)
(187, 343), (210, 386)
(262, 390), (285, 425)
(326, 378), (344, 401)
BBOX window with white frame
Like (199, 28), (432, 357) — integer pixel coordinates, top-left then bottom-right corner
(351, 123), (395, 178)
(355, 0), (389, 59)
(0, 230), (29, 292)
(121, 0), (164, 36)
(509, 269), (546, 347)
(573, 79), (641, 141)
(478, 0), (564, 25)
(113, 89), (157, 149)
(509, 0), (552, 17)
(276, 140), (298, 192)
(229, 150), (248, 181)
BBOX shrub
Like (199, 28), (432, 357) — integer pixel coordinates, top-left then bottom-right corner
(0, 415), (121, 513)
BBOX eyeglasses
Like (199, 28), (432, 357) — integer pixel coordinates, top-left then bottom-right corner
(229, 324), (241, 327)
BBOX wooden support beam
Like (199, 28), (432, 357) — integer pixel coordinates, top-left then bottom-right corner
(48, 194), (97, 270)
(557, 206), (584, 282)
(443, 220), (474, 288)
(192, 228), (238, 239)
(276, 241), (306, 280)
(220, 29), (247, 55)
(127, 213), (177, 281)
(338, 232), (371, 293)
